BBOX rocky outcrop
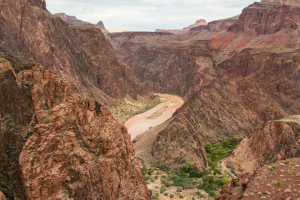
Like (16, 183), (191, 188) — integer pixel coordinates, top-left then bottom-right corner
(261, 0), (300, 7)
(0, 55), (150, 200)
(54, 13), (89, 26)
(228, 3), (300, 35)
(54, 13), (110, 37)
(151, 78), (289, 169)
(183, 16), (239, 40)
(228, 116), (300, 176)
(0, 0), (151, 102)
(155, 19), (208, 35)
(217, 158), (300, 200)
(27, 0), (46, 10)
(108, 33), (217, 97)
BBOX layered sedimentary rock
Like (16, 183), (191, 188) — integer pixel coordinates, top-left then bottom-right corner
(54, 13), (109, 37)
(0, 0), (151, 103)
(108, 32), (217, 97)
(150, 2), (300, 169)
(155, 19), (208, 35)
(183, 16), (239, 40)
(228, 116), (300, 176)
(0, 55), (150, 200)
(261, 0), (300, 7)
(54, 13), (89, 26)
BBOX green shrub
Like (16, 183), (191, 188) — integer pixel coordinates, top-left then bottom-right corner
(148, 168), (155, 175)
(165, 182), (170, 187)
(160, 186), (167, 193)
(170, 194), (174, 198)
(141, 165), (147, 175)
(284, 160), (291, 164)
(179, 195), (183, 198)
(2, 58), (8, 62)
(164, 193), (168, 196)
(209, 190), (216, 197)
(161, 175), (167, 179)
(204, 186), (210, 193)
(170, 175), (191, 186)
(146, 181), (150, 184)
(42, 116), (50, 124)
(275, 181), (281, 186)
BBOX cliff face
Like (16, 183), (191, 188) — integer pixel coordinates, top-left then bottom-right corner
(228, 116), (300, 177)
(0, 0), (151, 102)
(261, 0), (300, 6)
(27, 0), (46, 10)
(108, 32), (217, 97)
(0, 55), (150, 200)
(228, 3), (300, 35)
(150, 2), (300, 169)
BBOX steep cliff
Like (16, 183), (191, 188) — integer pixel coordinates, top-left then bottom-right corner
(108, 32), (217, 97)
(261, 0), (300, 6)
(228, 116), (300, 176)
(0, 54), (150, 200)
(0, 0), (151, 102)
(150, 2), (300, 169)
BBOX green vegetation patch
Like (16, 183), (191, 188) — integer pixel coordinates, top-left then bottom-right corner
(146, 106), (167, 119)
(205, 137), (239, 167)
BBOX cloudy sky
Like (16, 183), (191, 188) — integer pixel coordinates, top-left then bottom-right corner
(47, 0), (257, 32)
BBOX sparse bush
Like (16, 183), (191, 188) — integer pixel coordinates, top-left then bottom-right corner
(148, 168), (155, 175)
(179, 195), (183, 198)
(275, 181), (281, 187)
(284, 160), (291, 164)
(42, 116), (50, 124)
(209, 190), (216, 197)
(170, 194), (174, 198)
(164, 193), (168, 196)
(160, 186), (167, 193)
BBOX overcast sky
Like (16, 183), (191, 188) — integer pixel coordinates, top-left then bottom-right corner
(47, 0), (257, 32)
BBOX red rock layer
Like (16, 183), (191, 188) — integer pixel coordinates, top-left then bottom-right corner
(150, 2), (300, 169)
(228, 118), (300, 177)
(0, 0), (152, 102)
(0, 56), (150, 199)
(261, 0), (300, 7)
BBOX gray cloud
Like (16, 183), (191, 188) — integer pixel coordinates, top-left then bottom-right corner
(47, 0), (257, 31)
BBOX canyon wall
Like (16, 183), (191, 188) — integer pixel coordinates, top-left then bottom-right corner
(0, 54), (150, 200)
(151, 2), (300, 169)
(0, 0), (152, 103)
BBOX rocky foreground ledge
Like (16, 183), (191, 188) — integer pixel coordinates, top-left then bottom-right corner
(0, 54), (150, 199)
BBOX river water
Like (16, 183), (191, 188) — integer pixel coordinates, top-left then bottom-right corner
(124, 93), (184, 140)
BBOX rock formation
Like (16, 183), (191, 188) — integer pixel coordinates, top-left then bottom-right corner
(54, 13), (110, 37)
(0, 0), (152, 104)
(228, 116), (300, 177)
(54, 13), (89, 26)
(261, 0), (300, 7)
(108, 16), (239, 97)
(155, 19), (208, 35)
(148, 2), (300, 169)
(27, 0), (46, 10)
(216, 158), (300, 199)
(0, 54), (151, 200)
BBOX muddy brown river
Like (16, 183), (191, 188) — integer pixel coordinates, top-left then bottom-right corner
(124, 93), (184, 140)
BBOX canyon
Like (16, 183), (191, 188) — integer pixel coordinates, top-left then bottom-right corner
(0, 0), (300, 199)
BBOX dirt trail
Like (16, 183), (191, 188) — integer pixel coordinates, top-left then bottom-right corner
(219, 158), (237, 178)
(124, 93), (184, 140)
